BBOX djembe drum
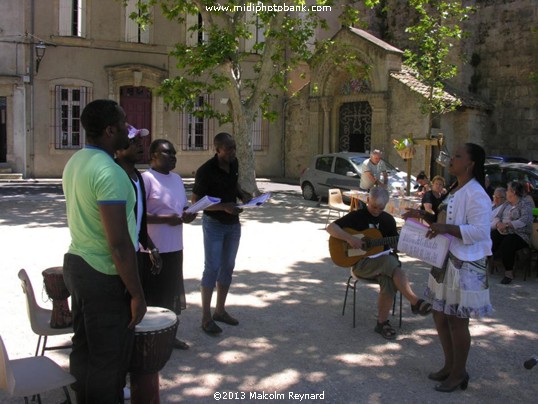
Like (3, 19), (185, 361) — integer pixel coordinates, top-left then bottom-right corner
(42, 266), (72, 329)
(129, 306), (178, 404)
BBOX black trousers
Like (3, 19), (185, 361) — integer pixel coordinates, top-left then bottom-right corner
(63, 253), (134, 404)
(491, 230), (528, 271)
(138, 250), (186, 314)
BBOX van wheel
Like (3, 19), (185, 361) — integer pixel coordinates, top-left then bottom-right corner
(302, 182), (317, 201)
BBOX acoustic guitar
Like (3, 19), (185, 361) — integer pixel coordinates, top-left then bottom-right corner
(329, 227), (399, 267)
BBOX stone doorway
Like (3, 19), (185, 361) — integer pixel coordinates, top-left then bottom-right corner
(338, 101), (372, 152)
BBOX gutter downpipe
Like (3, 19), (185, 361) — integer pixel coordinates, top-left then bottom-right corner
(280, 10), (290, 179)
(27, 0), (36, 178)
(281, 98), (290, 179)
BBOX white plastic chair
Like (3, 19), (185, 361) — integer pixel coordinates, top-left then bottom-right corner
(325, 189), (350, 227)
(18, 269), (72, 356)
(0, 334), (75, 403)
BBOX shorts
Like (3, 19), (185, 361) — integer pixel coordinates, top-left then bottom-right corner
(352, 253), (400, 297)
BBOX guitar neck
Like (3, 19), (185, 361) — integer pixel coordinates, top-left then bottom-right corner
(365, 235), (399, 249)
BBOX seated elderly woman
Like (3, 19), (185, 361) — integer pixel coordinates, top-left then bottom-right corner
(421, 175), (446, 221)
(491, 181), (533, 284)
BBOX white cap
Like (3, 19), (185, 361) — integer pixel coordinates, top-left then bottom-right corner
(127, 124), (150, 139)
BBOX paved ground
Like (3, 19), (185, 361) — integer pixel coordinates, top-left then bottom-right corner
(1, 179), (538, 403)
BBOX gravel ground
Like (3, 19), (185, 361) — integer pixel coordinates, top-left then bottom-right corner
(0, 180), (537, 403)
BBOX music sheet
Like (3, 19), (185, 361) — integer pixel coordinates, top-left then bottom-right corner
(185, 195), (221, 214)
(238, 192), (271, 208)
(367, 249), (393, 259)
(397, 219), (451, 268)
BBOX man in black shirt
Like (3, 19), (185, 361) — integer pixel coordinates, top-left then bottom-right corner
(326, 187), (431, 340)
(192, 132), (251, 335)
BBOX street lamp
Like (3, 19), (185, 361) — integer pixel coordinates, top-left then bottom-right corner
(35, 41), (46, 73)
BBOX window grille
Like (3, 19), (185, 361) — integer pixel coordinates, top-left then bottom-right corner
(179, 95), (213, 151)
(251, 111), (269, 151)
(52, 86), (91, 149)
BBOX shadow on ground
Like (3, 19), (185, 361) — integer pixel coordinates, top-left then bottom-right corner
(1, 183), (538, 403)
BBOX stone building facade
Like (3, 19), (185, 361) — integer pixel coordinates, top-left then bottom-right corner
(0, 0), (536, 180)
(355, 0), (538, 161)
(0, 0), (280, 179)
(284, 28), (491, 179)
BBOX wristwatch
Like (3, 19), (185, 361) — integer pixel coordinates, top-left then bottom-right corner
(150, 248), (159, 254)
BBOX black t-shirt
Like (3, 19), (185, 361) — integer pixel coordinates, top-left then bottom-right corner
(333, 209), (398, 250)
(421, 191), (443, 216)
(192, 154), (240, 224)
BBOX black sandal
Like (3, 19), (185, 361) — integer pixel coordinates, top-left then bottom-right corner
(202, 320), (222, 335)
(411, 299), (432, 316)
(173, 338), (190, 350)
(374, 320), (397, 340)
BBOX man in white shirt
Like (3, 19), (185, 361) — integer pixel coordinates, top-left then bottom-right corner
(360, 149), (388, 191)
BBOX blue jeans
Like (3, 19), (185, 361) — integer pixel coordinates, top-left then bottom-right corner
(201, 214), (241, 288)
(63, 253), (133, 404)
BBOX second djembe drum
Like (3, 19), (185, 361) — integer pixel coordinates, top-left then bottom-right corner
(42, 266), (72, 329)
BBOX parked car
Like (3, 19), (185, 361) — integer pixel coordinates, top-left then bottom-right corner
(299, 152), (417, 200)
(485, 155), (531, 164)
(484, 162), (538, 205)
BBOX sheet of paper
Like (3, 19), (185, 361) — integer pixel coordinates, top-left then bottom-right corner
(367, 249), (393, 259)
(238, 192), (271, 208)
(397, 219), (451, 268)
(185, 195), (221, 214)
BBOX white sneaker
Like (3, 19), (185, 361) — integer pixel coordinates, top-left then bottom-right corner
(123, 387), (131, 400)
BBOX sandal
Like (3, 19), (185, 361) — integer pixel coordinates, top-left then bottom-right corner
(213, 311), (239, 326)
(173, 338), (190, 350)
(202, 320), (222, 335)
(411, 299), (432, 316)
(374, 320), (397, 340)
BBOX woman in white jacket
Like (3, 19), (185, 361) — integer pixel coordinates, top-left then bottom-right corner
(404, 143), (492, 393)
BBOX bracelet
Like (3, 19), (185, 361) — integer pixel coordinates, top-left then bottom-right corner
(150, 248), (159, 254)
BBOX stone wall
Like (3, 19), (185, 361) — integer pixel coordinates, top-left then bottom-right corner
(357, 0), (538, 160)
(387, 78), (430, 173)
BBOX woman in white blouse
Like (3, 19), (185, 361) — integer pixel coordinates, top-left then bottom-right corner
(404, 143), (492, 393)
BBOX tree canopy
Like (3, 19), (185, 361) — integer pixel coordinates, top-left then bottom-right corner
(127, 0), (380, 192)
(404, 0), (473, 122)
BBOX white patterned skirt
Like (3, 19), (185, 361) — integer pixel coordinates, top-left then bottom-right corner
(424, 256), (492, 319)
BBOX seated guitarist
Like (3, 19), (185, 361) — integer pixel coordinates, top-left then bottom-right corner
(326, 187), (432, 340)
